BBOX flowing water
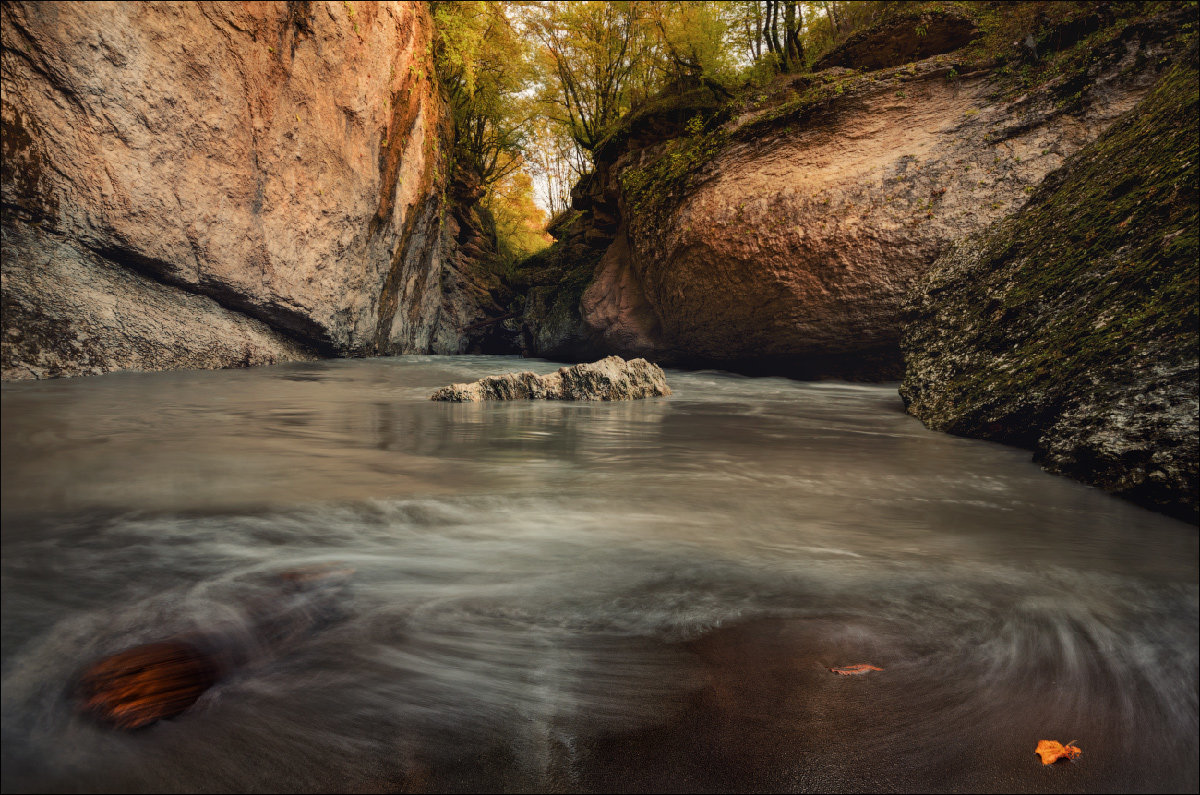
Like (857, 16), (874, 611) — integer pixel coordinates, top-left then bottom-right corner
(2, 356), (1196, 793)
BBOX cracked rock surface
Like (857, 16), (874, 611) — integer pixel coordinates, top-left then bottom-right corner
(430, 356), (671, 402)
(2, 1), (499, 379)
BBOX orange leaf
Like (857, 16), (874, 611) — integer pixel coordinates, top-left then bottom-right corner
(1035, 739), (1082, 765)
(828, 663), (883, 676)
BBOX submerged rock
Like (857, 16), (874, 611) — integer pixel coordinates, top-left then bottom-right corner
(76, 564), (354, 730)
(78, 640), (220, 730)
(431, 356), (671, 402)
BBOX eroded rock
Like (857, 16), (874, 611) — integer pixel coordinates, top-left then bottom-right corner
(900, 52), (1199, 522)
(431, 356), (671, 402)
(812, 9), (978, 72)
(1, 1), (504, 379)
(516, 7), (1190, 379)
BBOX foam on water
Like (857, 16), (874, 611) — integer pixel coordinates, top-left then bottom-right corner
(2, 356), (1196, 792)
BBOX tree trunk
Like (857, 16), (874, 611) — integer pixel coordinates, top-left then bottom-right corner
(825, 1), (842, 34)
(752, 0), (763, 60)
(783, 1), (797, 71)
(769, 0), (783, 60)
(787, 2), (805, 71)
(762, 0), (776, 55)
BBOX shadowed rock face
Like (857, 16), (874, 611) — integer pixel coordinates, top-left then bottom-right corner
(812, 10), (979, 72)
(900, 51), (1199, 522)
(430, 356), (671, 402)
(516, 8), (1189, 380)
(1, 1), (503, 380)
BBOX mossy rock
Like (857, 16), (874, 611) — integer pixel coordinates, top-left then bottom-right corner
(592, 87), (730, 165)
(813, 6), (979, 72)
(901, 44), (1199, 521)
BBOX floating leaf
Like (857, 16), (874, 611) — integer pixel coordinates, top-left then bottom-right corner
(1035, 739), (1082, 765)
(828, 663), (883, 676)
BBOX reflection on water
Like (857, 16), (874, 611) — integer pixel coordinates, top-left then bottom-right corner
(2, 356), (1196, 793)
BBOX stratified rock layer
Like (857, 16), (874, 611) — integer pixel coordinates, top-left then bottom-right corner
(900, 51), (1199, 522)
(2, 1), (503, 379)
(431, 356), (671, 402)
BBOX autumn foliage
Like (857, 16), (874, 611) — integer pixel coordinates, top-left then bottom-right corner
(827, 663), (883, 675)
(1035, 740), (1082, 765)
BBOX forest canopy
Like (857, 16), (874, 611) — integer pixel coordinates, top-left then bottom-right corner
(428, 1), (933, 259)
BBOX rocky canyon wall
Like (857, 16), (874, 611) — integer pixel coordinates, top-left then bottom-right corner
(1, 0), (502, 380)
(512, 5), (1191, 379)
(901, 46), (1198, 522)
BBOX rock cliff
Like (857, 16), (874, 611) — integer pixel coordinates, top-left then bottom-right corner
(511, 4), (1191, 379)
(901, 47), (1198, 522)
(1, 0), (504, 379)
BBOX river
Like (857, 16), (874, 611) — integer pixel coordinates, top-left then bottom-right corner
(2, 356), (1196, 793)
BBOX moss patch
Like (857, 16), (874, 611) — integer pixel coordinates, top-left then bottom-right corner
(920, 52), (1196, 421)
(901, 45), (1198, 518)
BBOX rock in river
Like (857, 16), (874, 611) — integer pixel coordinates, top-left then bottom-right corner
(431, 356), (671, 402)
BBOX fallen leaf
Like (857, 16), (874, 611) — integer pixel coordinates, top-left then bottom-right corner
(828, 663), (883, 676)
(1035, 739), (1082, 765)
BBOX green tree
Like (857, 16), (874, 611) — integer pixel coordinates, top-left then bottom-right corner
(430, 1), (534, 185)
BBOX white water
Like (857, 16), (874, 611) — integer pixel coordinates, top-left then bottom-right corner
(2, 356), (1196, 792)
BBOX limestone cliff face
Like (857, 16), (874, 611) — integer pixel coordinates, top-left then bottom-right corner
(517, 6), (1189, 379)
(1, 0), (501, 380)
(900, 50), (1198, 522)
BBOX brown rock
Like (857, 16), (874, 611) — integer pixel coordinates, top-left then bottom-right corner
(812, 10), (978, 72)
(1, 1), (502, 380)
(573, 27), (1179, 377)
(78, 640), (220, 730)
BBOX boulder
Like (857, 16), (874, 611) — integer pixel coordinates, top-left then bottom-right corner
(78, 640), (220, 730)
(431, 356), (671, 402)
(900, 53), (1199, 522)
(76, 564), (355, 729)
(515, 7), (1191, 379)
(812, 9), (978, 72)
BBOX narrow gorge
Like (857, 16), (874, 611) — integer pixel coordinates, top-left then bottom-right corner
(2, 3), (1196, 793)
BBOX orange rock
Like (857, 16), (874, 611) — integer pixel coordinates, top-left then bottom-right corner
(78, 640), (219, 730)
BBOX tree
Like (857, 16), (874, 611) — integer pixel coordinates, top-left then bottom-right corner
(486, 168), (553, 264)
(522, 1), (650, 153)
(430, 1), (533, 185)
